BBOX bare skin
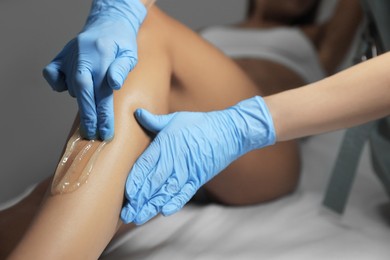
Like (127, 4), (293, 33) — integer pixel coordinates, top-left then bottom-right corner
(267, 51), (390, 142)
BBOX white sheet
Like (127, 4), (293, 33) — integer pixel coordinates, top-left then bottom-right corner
(103, 130), (390, 259)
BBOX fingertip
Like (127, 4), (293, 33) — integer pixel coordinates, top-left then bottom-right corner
(111, 85), (122, 91)
(134, 207), (154, 226)
(98, 117), (114, 141)
(68, 84), (77, 98)
(107, 55), (137, 91)
(161, 203), (178, 216)
(42, 63), (67, 92)
(134, 108), (145, 119)
(133, 219), (144, 226)
(120, 208), (130, 224)
(102, 132), (114, 142)
(133, 216), (146, 226)
(135, 110), (176, 133)
(99, 126), (114, 141)
(107, 72), (123, 91)
(42, 65), (52, 81)
(42, 63), (57, 77)
(120, 206), (135, 224)
(133, 109), (152, 130)
(133, 109), (159, 133)
(133, 213), (147, 225)
(79, 123), (98, 140)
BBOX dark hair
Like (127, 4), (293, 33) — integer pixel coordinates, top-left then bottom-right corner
(247, 0), (322, 26)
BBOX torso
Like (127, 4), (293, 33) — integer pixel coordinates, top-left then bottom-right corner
(200, 25), (325, 95)
(233, 58), (305, 95)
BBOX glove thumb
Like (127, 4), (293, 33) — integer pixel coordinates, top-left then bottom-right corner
(107, 54), (137, 90)
(135, 109), (176, 134)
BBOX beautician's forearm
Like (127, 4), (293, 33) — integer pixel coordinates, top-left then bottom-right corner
(266, 52), (390, 141)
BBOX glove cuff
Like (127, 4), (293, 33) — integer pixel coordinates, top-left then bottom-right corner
(87, 0), (147, 30)
(229, 96), (276, 154)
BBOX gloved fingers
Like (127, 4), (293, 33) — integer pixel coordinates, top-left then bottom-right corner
(107, 52), (138, 90)
(67, 80), (77, 98)
(125, 140), (162, 200)
(130, 137), (188, 213)
(95, 81), (114, 140)
(43, 38), (75, 93)
(160, 174), (182, 196)
(73, 68), (98, 140)
(121, 176), (180, 224)
(161, 183), (197, 216)
(133, 169), (181, 214)
(92, 52), (115, 141)
(121, 203), (136, 224)
(137, 152), (187, 206)
(140, 153), (176, 200)
(134, 109), (176, 134)
(133, 192), (171, 225)
(132, 168), (183, 224)
(42, 62), (67, 92)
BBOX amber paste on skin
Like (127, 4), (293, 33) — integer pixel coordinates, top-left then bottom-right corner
(51, 129), (108, 195)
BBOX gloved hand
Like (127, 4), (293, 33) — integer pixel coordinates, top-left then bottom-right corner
(43, 0), (147, 140)
(121, 96), (276, 225)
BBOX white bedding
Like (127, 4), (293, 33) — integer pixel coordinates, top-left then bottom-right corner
(103, 130), (390, 260)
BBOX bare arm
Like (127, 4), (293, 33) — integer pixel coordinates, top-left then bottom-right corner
(267, 51), (390, 142)
(316, 0), (363, 74)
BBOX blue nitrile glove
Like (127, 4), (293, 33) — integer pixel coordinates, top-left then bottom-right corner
(121, 96), (276, 224)
(43, 0), (147, 140)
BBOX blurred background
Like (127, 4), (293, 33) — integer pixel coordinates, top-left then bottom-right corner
(0, 0), (246, 203)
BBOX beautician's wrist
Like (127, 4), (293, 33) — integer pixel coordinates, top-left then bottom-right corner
(263, 95), (282, 142)
(229, 96), (276, 153)
(264, 92), (306, 142)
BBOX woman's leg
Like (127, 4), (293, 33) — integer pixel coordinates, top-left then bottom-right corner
(0, 179), (50, 259)
(8, 7), (299, 258)
(8, 8), (171, 259)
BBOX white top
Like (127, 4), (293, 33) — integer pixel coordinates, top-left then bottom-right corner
(201, 26), (326, 83)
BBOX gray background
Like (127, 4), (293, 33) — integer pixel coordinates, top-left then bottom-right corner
(0, 0), (246, 203)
